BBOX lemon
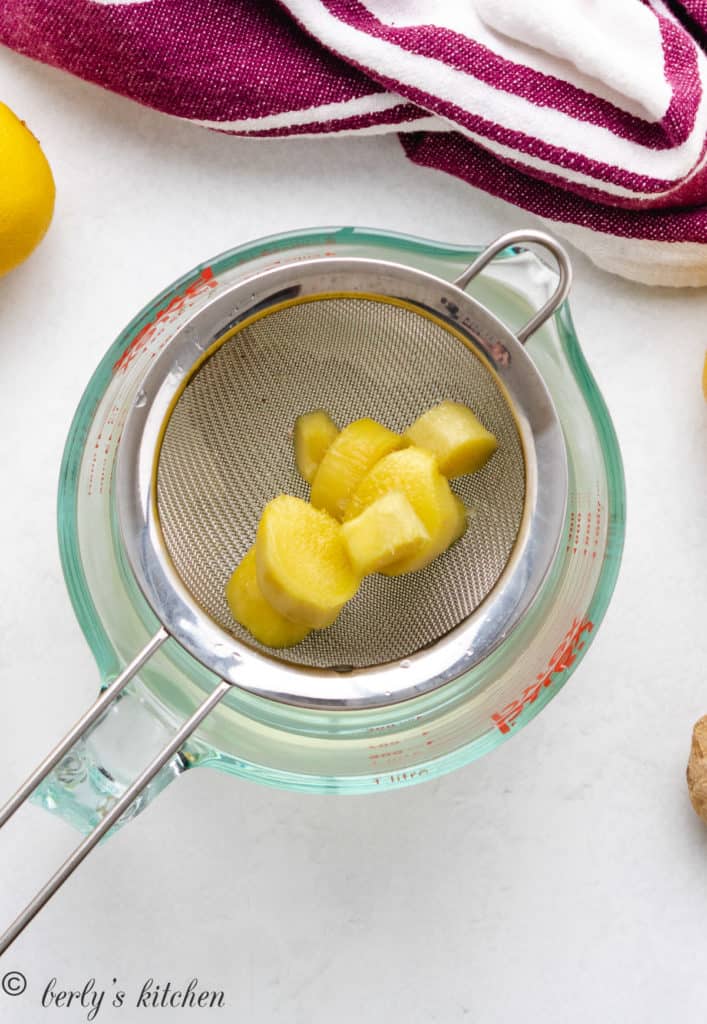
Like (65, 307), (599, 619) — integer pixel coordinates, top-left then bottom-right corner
(0, 102), (55, 275)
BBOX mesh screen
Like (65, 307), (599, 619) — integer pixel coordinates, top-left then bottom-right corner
(157, 297), (525, 668)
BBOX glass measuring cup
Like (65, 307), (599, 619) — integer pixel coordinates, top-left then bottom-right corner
(30, 226), (624, 834)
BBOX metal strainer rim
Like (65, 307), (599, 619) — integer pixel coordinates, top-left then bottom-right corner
(116, 254), (568, 709)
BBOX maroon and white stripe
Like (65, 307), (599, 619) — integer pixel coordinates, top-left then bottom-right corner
(4, 0), (707, 283)
(275, 0), (707, 283)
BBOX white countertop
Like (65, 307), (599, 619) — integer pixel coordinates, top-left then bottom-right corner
(1, 47), (706, 1024)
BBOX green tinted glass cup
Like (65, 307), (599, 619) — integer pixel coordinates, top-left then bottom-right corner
(38, 226), (624, 834)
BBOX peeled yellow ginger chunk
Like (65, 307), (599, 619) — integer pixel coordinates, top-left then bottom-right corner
(294, 409), (338, 484)
(346, 447), (465, 575)
(310, 417), (404, 519)
(451, 495), (468, 544)
(404, 400), (498, 477)
(341, 490), (429, 576)
(257, 495), (359, 628)
(226, 548), (310, 649)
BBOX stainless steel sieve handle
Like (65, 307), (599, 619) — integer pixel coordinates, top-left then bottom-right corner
(0, 628), (231, 956)
(453, 229), (572, 344)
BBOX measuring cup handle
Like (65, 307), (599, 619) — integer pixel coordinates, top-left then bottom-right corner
(0, 628), (169, 831)
(0, 626), (233, 956)
(30, 656), (188, 836)
(0, 678), (230, 956)
(452, 230), (572, 344)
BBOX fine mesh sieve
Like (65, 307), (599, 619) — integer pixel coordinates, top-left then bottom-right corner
(157, 296), (525, 670)
(118, 233), (570, 709)
(0, 231), (571, 954)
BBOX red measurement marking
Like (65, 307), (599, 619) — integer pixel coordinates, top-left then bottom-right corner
(566, 495), (604, 559)
(368, 737), (405, 762)
(113, 267), (217, 375)
(368, 739), (403, 751)
(87, 403), (122, 496)
(490, 616), (594, 735)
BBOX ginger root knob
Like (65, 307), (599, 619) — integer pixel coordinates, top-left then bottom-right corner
(687, 715), (707, 824)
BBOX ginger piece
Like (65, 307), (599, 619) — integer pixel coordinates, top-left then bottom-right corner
(256, 495), (359, 629)
(310, 418), (404, 520)
(687, 715), (707, 824)
(294, 409), (338, 484)
(341, 490), (429, 576)
(404, 400), (498, 477)
(346, 446), (462, 575)
(450, 495), (468, 544)
(226, 548), (310, 649)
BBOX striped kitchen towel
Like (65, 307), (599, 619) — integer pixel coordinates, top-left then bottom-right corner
(3, 0), (707, 286)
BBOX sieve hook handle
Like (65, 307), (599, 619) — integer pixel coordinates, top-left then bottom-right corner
(453, 230), (572, 344)
(0, 628), (231, 956)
